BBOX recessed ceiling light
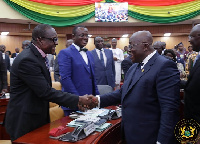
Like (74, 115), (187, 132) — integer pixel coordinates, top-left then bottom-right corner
(122, 34), (128, 38)
(1, 32), (9, 35)
(164, 33), (171, 37)
(88, 35), (92, 37)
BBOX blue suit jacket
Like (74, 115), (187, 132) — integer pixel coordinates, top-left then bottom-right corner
(100, 52), (180, 144)
(58, 45), (99, 103)
(90, 49), (115, 88)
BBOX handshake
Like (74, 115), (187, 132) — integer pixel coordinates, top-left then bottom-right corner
(78, 95), (99, 111)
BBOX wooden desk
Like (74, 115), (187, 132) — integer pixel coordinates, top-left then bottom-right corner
(13, 106), (122, 144)
(0, 97), (10, 140)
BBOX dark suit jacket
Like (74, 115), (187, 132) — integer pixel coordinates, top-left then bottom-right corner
(184, 58), (200, 124)
(11, 53), (18, 58)
(0, 52), (7, 92)
(90, 49), (115, 88)
(121, 56), (133, 78)
(5, 54), (10, 71)
(5, 43), (79, 141)
(100, 52), (180, 144)
(58, 44), (99, 111)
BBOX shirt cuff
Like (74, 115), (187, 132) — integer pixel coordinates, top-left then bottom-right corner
(96, 95), (100, 108)
(156, 141), (161, 144)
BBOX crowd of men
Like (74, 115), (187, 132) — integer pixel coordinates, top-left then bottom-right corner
(1, 24), (200, 144)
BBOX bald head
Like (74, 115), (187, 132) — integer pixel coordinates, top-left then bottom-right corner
(111, 38), (117, 49)
(153, 41), (162, 55)
(66, 39), (73, 48)
(189, 24), (200, 52)
(129, 31), (154, 63)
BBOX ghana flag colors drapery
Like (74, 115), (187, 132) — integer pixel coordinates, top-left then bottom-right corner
(3, 0), (200, 26)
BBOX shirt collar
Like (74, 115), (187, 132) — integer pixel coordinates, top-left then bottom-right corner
(142, 50), (156, 67)
(32, 43), (46, 58)
(95, 48), (104, 52)
(72, 43), (81, 51)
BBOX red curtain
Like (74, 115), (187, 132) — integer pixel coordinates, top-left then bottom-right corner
(115, 0), (195, 6)
(28, 0), (103, 6)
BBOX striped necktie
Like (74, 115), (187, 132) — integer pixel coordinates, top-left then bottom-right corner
(44, 57), (50, 72)
(100, 50), (105, 67)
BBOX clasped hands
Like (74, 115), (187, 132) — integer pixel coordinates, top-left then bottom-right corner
(78, 95), (99, 111)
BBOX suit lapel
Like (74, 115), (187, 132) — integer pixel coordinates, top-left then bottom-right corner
(123, 52), (159, 99)
(71, 46), (90, 73)
(104, 49), (109, 68)
(30, 44), (51, 85)
(186, 59), (200, 86)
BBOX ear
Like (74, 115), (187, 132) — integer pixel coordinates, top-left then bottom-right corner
(37, 37), (43, 45)
(143, 43), (149, 51)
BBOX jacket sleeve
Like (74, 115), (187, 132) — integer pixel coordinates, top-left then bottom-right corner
(156, 60), (180, 144)
(18, 58), (79, 109)
(58, 50), (80, 95)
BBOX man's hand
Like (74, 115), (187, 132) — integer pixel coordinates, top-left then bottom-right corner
(78, 95), (98, 111)
(113, 57), (118, 61)
(1, 89), (7, 94)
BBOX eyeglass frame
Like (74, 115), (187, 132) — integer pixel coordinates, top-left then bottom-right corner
(40, 37), (58, 44)
(129, 42), (149, 49)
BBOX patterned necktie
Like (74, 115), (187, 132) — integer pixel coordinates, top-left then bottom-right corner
(44, 57), (50, 72)
(100, 50), (105, 67)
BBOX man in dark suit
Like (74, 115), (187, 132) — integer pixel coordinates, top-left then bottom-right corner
(90, 36), (115, 88)
(184, 24), (200, 125)
(58, 26), (99, 116)
(11, 47), (20, 58)
(92, 31), (180, 144)
(0, 45), (10, 71)
(0, 51), (7, 94)
(121, 46), (133, 78)
(4, 24), (95, 141)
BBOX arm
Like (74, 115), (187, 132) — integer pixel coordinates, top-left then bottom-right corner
(54, 56), (60, 82)
(117, 49), (124, 63)
(18, 59), (79, 109)
(111, 51), (116, 78)
(0, 53), (7, 93)
(100, 88), (122, 108)
(58, 50), (79, 95)
(156, 60), (180, 144)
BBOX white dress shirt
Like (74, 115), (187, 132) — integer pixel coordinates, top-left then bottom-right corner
(95, 48), (107, 67)
(73, 43), (88, 65)
(140, 50), (156, 69)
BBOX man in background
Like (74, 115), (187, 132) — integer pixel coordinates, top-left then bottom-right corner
(0, 45), (10, 71)
(184, 24), (200, 126)
(90, 36), (115, 89)
(54, 39), (73, 82)
(5, 24), (95, 141)
(58, 26), (99, 116)
(121, 45), (133, 78)
(153, 41), (163, 55)
(0, 51), (7, 94)
(22, 40), (31, 50)
(109, 38), (124, 89)
(92, 31), (180, 144)
(11, 47), (20, 58)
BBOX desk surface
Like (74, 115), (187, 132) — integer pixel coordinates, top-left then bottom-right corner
(13, 106), (121, 144)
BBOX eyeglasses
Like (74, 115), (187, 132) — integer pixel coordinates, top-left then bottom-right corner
(40, 37), (58, 44)
(129, 42), (149, 49)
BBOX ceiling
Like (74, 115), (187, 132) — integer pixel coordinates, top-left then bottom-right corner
(0, 16), (200, 37)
